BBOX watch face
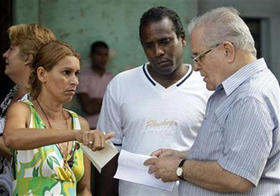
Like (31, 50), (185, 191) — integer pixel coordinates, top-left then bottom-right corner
(176, 167), (183, 176)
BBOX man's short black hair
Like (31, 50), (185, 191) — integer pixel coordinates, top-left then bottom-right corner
(90, 41), (109, 55)
(139, 6), (185, 39)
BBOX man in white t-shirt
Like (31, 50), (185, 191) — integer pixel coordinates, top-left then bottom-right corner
(96, 6), (210, 196)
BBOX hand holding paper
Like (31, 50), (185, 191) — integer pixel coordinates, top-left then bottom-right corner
(114, 150), (176, 192)
(144, 155), (181, 182)
(81, 140), (118, 173)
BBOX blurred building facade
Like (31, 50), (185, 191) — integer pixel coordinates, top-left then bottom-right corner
(2, 0), (280, 112)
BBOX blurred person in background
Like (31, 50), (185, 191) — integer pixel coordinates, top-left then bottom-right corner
(77, 41), (113, 130)
(77, 41), (114, 195)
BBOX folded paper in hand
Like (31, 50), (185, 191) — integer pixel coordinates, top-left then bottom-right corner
(114, 150), (175, 192)
(81, 140), (118, 173)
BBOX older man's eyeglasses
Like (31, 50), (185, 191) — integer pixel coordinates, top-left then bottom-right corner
(191, 43), (221, 63)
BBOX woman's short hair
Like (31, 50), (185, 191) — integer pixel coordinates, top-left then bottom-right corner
(8, 24), (56, 64)
(29, 40), (80, 98)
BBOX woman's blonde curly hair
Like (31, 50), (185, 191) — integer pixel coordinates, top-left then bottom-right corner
(8, 24), (56, 64)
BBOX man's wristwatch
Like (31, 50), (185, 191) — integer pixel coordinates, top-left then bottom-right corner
(176, 159), (186, 180)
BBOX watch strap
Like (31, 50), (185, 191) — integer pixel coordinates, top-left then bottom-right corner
(178, 159), (186, 167)
(178, 159), (186, 180)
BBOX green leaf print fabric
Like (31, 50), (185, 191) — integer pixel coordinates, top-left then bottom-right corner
(12, 100), (84, 196)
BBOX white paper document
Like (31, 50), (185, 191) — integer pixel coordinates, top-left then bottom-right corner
(114, 150), (175, 192)
(81, 140), (118, 173)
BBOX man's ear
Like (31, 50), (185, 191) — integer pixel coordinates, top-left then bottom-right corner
(24, 54), (34, 65)
(37, 66), (48, 84)
(180, 33), (187, 46)
(223, 41), (235, 63)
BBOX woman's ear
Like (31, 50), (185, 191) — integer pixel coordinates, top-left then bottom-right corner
(182, 39), (187, 46)
(37, 66), (48, 84)
(24, 54), (34, 65)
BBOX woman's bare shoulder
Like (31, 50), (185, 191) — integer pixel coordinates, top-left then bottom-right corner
(5, 101), (31, 128)
(7, 101), (30, 114)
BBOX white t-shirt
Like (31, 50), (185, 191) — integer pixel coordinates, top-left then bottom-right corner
(97, 63), (211, 196)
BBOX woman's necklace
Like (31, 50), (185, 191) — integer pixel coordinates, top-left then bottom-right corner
(36, 99), (72, 169)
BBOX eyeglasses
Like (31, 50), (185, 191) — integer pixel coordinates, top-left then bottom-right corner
(191, 43), (221, 63)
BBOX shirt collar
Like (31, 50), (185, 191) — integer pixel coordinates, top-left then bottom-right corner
(219, 58), (267, 96)
(142, 62), (193, 87)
